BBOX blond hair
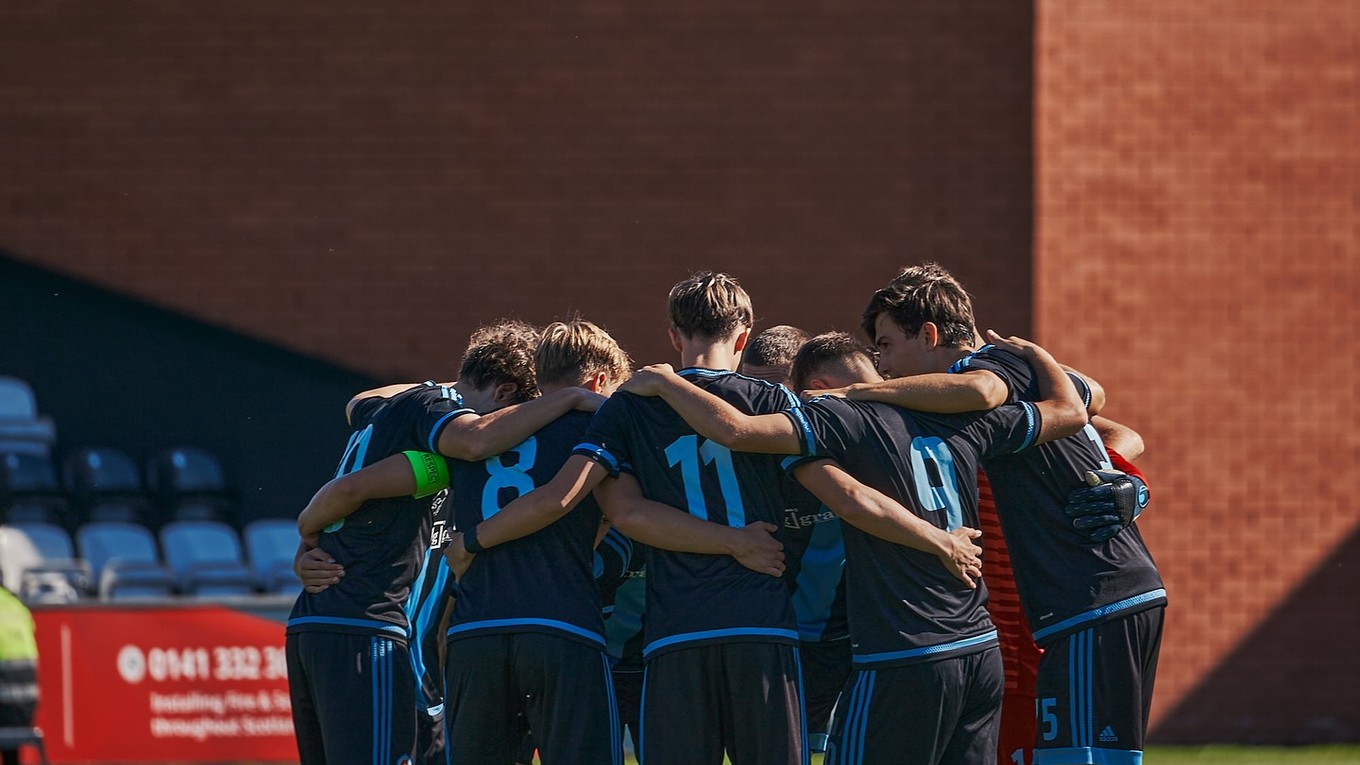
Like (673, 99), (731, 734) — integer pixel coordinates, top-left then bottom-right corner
(667, 271), (754, 340)
(535, 319), (633, 388)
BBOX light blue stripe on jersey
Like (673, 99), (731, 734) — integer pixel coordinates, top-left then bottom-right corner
(947, 344), (993, 374)
(642, 627), (800, 658)
(851, 629), (998, 666)
(446, 618), (605, 647)
(574, 443), (621, 475)
(1031, 589), (1167, 641)
(427, 409), (474, 452)
(602, 653), (622, 765)
(785, 407), (816, 457)
(1035, 747), (1143, 765)
(1015, 402), (1040, 452)
(288, 616), (407, 636)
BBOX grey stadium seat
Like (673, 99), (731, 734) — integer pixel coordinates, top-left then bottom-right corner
(159, 520), (255, 596)
(76, 521), (173, 599)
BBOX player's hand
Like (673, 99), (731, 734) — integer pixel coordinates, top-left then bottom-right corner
(940, 527), (984, 589)
(801, 385), (851, 402)
(619, 364), (677, 397)
(727, 521), (785, 578)
(983, 329), (1050, 360)
(1065, 469), (1149, 543)
(295, 547), (343, 593)
(442, 532), (477, 581)
(573, 388), (609, 413)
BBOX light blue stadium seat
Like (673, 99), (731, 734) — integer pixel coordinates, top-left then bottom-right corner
(159, 520), (255, 596)
(76, 521), (173, 600)
(242, 518), (300, 594)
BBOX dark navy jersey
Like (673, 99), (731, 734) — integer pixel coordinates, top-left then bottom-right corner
(780, 476), (849, 643)
(596, 528), (647, 673)
(785, 395), (1042, 669)
(445, 410), (607, 649)
(287, 383), (472, 642)
(407, 481), (455, 715)
(573, 368), (799, 658)
(951, 346), (1166, 644)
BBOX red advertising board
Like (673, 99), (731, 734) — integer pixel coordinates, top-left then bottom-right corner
(31, 604), (297, 764)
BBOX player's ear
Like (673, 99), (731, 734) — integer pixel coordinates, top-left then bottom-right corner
(492, 382), (519, 404)
(807, 377), (830, 390)
(591, 370), (609, 392)
(732, 327), (751, 353)
(667, 326), (685, 354)
(919, 321), (940, 350)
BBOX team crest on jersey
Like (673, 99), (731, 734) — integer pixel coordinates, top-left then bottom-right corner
(430, 520), (452, 549)
(784, 505), (835, 529)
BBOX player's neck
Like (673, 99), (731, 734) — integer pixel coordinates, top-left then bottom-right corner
(681, 346), (740, 372)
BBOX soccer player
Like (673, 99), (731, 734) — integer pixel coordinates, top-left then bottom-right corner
(840, 264), (1165, 765)
(617, 328), (1088, 765)
(439, 318), (636, 765)
(740, 325), (852, 751)
(285, 320), (604, 765)
(737, 324), (811, 384)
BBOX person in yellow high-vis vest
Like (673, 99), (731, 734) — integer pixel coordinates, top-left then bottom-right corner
(0, 585), (38, 765)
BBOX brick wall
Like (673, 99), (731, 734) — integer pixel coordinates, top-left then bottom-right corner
(1036, 0), (1359, 740)
(0, 2), (1034, 377)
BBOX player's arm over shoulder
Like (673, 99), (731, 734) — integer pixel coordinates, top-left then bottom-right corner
(436, 387), (603, 461)
(297, 452), (441, 537)
(842, 369), (1010, 413)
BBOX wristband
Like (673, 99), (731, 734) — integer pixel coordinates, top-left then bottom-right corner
(402, 451), (450, 498)
(462, 523), (485, 554)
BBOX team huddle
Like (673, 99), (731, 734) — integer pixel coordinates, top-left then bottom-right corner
(283, 265), (1165, 765)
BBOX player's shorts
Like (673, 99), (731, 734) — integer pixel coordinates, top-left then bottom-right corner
(612, 668), (643, 755)
(444, 632), (620, 765)
(798, 638), (853, 750)
(1033, 606), (1164, 765)
(286, 632), (416, 765)
(640, 641), (806, 765)
(414, 706), (444, 765)
(825, 647), (1002, 765)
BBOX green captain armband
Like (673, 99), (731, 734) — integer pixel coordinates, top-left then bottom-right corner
(403, 451), (450, 498)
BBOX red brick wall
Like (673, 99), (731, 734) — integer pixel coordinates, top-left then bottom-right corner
(1036, 0), (1359, 740)
(0, 2), (1034, 377)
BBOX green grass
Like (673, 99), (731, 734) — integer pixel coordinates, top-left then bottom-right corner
(610, 748), (1360, 764)
(1144, 746), (1360, 764)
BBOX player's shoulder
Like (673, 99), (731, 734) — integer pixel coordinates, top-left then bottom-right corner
(678, 367), (800, 411)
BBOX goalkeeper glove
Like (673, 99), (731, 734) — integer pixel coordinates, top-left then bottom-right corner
(1065, 469), (1149, 543)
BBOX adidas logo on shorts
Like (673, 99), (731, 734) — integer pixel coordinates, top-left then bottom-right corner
(1099, 725), (1118, 743)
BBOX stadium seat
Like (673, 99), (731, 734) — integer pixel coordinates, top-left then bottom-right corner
(0, 377), (56, 457)
(63, 448), (154, 526)
(159, 520), (255, 597)
(242, 518), (300, 594)
(0, 453), (71, 528)
(75, 521), (173, 600)
(145, 447), (236, 525)
(0, 523), (90, 603)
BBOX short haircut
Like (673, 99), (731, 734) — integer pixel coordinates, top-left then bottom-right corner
(791, 332), (876, 392)
(742, 325), (811, 370)
(458, 319), (541, 403)
(860, 262), (976, 348)
(667, 271), (755, 340)
(535, 319), (633, 388)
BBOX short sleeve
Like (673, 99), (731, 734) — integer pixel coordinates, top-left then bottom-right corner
(781, 397), (865, 472)
(970, 402), (1044, 458)
(406, 384), (476, 453)
(948, 345), (1028, 404)
(572, 396), (633, 477)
